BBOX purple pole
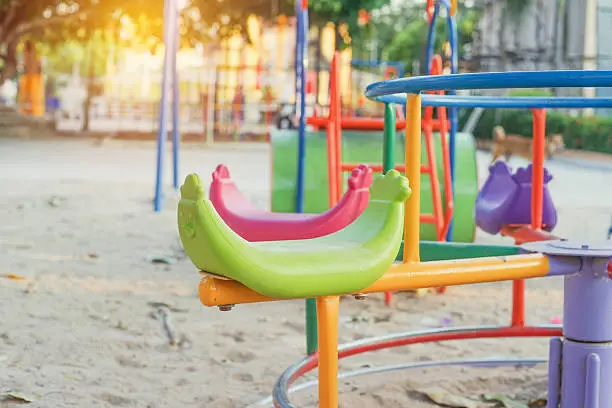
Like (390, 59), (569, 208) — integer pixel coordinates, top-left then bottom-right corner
(522, 240), (612, 408)
(561, 255), (612, 408)
(153, 0), (175, 212)
(547, 337), (562, 407)
(171, 1), (180, 190)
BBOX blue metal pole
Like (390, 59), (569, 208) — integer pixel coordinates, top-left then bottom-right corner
(294, 0), (317, 356)
(154, 0), (174, 212)
(171, 1), (180, 191)
(295, 2), (307, 214)
(424, 3), (439, 75)
(445, 12), (459, 242)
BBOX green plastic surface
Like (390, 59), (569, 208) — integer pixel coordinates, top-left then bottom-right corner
(178, 170), (411, 299)
(271, 130), (479, 243)
(405, 241), (521, 262)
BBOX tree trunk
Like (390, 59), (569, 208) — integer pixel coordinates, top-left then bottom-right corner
(0, 38), (18, 88)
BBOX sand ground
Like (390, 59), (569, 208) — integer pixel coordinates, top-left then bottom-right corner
(1, 137), (611, 408)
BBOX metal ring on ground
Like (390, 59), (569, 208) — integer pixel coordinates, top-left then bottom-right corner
(250, 357), (546, 408)
(365, 70), (612, 97)
(374, 94), (612, 109)
(254, 324), (562, 408)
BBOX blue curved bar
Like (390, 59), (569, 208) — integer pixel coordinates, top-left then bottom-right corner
(424, 0), (457, 75)
(375, 94), (612, 108)
(365, 70), (612, 97)
(424, 3), (440, 75)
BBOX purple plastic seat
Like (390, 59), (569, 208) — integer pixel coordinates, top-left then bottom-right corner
(475, 161), (557, 235)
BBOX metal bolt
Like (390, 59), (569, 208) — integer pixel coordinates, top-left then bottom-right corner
(353, 293), (368, 300)
(218, 304), (235, 312)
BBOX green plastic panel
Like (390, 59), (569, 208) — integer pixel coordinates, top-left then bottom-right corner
(410, 241), (520, 262)
(271, 129), (479, 242)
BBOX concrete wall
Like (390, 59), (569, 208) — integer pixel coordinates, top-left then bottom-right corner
(472, 0), (560, 72)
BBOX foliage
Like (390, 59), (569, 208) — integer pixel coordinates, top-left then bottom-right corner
(189, 0), (390, 46)
(0, 0), (167, 84)
(460, 108), (612, 154)
(383, 4), (481, 73)
(0, 0), (392, 84)
(40, 30), (113, 77)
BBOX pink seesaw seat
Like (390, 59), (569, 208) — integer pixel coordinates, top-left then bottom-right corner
(209, 164), (373, 242)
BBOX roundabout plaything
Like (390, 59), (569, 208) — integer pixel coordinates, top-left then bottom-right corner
(178, 69), (612, 408)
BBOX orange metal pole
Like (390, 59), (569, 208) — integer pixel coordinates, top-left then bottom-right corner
(509, 108), (547, 327)
(404, 93), (422, 263)
(316, 296), (339, 408)
(198, 254), (552, 307)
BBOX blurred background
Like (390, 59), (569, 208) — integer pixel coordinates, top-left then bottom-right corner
(0, 0), (609, 151)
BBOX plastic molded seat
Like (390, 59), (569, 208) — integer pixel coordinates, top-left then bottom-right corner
(475, 161), (557, 235)
(209, 164), (372, 241)
(178, 170), (411, 299)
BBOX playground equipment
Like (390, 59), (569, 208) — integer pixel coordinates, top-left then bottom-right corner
(178, 69), (612, 408)
(377, 91), (612, 330)
(153, 0), (310, 212)
(153, 0), (181, 212)
(476, 161), (557, 235)
(18, 40), (45, 117)
(271, 53), (478, 243)
(270, 0), (474, 245)
(208, 164), (372, 241)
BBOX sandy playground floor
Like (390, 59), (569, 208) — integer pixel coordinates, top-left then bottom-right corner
(1, 136), (611, 407)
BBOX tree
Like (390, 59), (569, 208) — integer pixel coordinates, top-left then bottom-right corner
(383, 4), (480, 74)
(189, 0), (390, 47)
(0, 0), (165, 85)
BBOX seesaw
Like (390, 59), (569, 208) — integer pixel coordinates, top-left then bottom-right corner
(208, 164), (372, 242)
(179, 169), (408, 299)
(475, 161), (557, 235)
(179, 70), (612, 408)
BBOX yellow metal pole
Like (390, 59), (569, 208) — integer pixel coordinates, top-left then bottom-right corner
(404, 93), (422, 263)
(198, 254), (552, 307)
(316, 295), (339, 408)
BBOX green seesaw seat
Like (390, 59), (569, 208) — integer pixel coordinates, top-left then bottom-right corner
(178, 170), (411, 299)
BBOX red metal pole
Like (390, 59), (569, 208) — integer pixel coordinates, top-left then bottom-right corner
(332, 53), (343, 201)
(326, 56), (339, 206)
(531, 108), (546, 229)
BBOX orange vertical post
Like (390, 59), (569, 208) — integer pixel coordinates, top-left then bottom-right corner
(511, 108), (547, 328)
(403, 94), (422, 263)
(316, 295), (339, 408)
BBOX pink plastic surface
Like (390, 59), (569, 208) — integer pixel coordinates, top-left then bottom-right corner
(209, 164), (372, 242)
